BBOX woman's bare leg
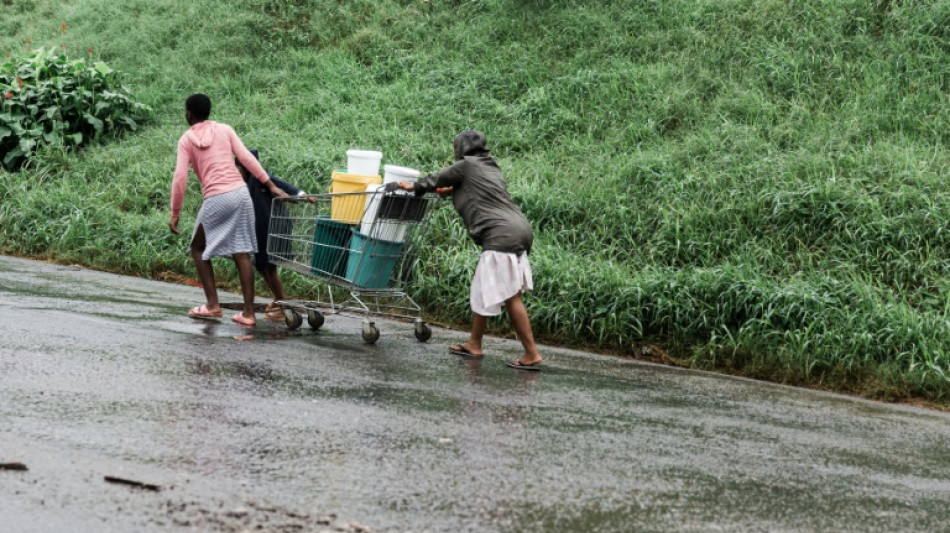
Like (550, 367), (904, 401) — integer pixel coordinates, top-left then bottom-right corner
(452, 313), (487, 356)
(233, 253), (256, 320)
(190, 225), (220, 311)
(505, 292), (542, 365)
(260, 265), (286, 305)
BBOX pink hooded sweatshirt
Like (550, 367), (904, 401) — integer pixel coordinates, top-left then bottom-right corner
(170, 121), (271, 217)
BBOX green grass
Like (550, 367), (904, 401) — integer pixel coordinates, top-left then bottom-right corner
(2, 0), (950, 406)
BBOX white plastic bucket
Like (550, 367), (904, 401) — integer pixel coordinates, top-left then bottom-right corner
(361, 184), (385, 234)
(383, 164), (421, 185)
(346, 149), (383, 177)
(360, 184), (409, 242)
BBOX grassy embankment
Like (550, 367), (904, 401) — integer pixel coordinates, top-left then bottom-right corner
(2, 0), (950, 406)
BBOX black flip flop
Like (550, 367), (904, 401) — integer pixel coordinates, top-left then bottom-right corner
(449, 345), (484, 358)
(506, 360), (542, 371)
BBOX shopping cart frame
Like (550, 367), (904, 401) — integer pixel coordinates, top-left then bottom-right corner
(265, 189), (438, 343)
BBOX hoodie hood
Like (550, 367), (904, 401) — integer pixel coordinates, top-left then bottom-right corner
(453, 130), (489, 161)
(186, 121), (217, 149)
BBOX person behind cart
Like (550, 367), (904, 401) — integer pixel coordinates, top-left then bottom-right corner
(168, 93), (288, 327)
(234, 149), (309, 322)
(391, 130), (543, 371)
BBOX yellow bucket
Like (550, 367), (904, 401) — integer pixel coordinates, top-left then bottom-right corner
(329, 171), (382, 224)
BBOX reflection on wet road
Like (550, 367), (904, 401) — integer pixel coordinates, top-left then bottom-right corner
(1, 255), (949, 532)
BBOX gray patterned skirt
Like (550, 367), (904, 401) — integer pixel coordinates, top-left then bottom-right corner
(191, 187), (258, 260)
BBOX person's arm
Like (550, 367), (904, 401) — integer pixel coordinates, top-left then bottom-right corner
(415, 161), (465, 192)
(396, 160), (465, 195)
(169, 140), (191, 234)
(269, 175), (303, 196)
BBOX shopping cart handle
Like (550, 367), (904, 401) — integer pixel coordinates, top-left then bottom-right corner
(278, 194), (312, 203)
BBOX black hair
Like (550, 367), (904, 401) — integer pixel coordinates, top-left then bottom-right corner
(185, 93), (212, 121)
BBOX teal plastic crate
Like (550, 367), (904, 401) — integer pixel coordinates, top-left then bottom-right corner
(345, 230), (404, 288)
(310, 216), (351, 277)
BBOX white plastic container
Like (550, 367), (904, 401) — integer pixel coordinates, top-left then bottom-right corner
(346, 149), (383, 177)
(360, 184), (409, 242)
(361, 184), (385, 234)
(383, 164), (421, 185)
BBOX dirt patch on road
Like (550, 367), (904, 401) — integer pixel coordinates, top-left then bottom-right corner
(158, 499), (376, 532)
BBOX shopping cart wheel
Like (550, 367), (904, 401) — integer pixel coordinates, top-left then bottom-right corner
(307, 310), (324, 330)
(414, 319), (432, 342)
(284, 309), (303, 330)
(361, 320), (380, 344)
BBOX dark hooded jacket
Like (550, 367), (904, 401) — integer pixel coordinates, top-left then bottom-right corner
(236, 150), (303, 270)
(413, 131), (533, 255)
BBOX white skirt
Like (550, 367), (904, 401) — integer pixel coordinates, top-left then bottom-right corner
(470, 251), (534, 316)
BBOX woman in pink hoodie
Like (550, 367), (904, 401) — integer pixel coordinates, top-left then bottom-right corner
(169, 93), (287, 326)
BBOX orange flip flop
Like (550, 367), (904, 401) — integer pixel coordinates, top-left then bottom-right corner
(264, 307), (285, 322)
(188, 305), (222, 319)
(231, 313), (256, 327)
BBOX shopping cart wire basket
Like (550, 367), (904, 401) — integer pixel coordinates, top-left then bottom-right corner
(266, 189), (438, 343)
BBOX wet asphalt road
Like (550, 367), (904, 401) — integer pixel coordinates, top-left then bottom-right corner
(1, 254), (949, 533)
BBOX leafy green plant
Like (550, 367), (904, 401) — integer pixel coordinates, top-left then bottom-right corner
(0, 46), (151, 170)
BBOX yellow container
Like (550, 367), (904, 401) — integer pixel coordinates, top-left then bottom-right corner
(329, 171), (382, 224)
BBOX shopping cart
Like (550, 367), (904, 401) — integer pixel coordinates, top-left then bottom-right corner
(265, 188), (438, 343)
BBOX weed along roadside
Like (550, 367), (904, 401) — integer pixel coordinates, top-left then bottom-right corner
(1, 1), (950, 408)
